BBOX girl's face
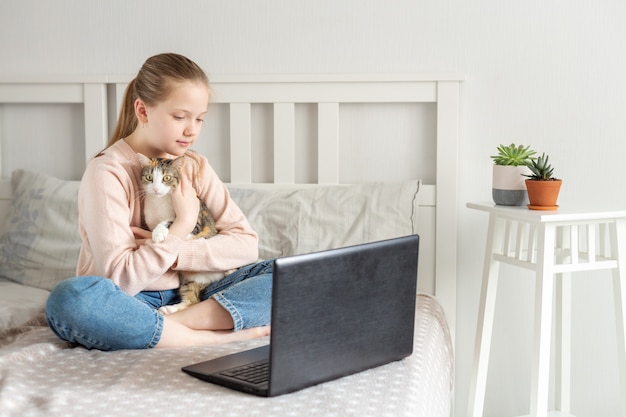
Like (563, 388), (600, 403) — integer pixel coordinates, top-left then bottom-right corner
(141, 80), (210, 158)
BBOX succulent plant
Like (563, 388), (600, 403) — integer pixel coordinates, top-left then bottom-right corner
(490, 143), (537, 166)
(523, 153), (557, 181)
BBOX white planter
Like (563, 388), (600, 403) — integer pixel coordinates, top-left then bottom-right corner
(492, 165), (531, 206)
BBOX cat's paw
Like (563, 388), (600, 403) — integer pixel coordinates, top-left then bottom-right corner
(158, 303), (189, 315)
(152, 224), (169, 243)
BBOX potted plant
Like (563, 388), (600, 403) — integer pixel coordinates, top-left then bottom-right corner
(523, 152), (562, 210)
(490, 143), (536, 206)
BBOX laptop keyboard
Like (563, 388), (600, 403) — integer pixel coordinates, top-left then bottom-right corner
(220, 359), (269, 385)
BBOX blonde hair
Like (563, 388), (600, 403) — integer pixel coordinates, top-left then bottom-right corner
(108, 53), (210, 147)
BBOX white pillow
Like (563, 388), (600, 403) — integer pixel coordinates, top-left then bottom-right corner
(229, 180), (420, 259)
(0, 170), (81, 291)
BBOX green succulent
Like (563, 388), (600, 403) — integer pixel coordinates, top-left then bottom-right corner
(491, 143), (537, 166)
(523, 153), (557, 180)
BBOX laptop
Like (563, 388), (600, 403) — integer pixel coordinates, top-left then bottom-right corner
(182, 234), (419, 397)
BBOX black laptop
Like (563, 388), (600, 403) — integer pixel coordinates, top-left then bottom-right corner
(182, 234), (419, 397)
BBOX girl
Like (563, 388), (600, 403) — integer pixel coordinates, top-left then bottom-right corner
(45, 53), (272, 350)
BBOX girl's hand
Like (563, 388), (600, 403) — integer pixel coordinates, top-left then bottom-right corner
(168, 173), (200, 239)
(131, 226), (151, 246)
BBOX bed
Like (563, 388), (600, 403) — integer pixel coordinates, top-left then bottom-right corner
(0, 74), (461, 417)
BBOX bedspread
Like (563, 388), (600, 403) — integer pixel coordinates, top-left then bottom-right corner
(0, 293), (452, 417)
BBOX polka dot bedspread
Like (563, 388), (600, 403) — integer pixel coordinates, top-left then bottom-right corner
(0, 292), (452, 417)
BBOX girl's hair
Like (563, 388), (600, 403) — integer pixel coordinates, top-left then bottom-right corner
(108, 53), (210, 147)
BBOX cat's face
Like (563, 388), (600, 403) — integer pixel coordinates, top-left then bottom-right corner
(137, 155), (184, 197)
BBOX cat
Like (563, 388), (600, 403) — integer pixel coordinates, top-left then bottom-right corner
(137, 153), (235, 314)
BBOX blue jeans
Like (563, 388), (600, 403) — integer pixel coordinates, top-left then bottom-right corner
(45, 260), (273, 351)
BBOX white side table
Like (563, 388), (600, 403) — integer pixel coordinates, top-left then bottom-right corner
(466, 202), (626, 417)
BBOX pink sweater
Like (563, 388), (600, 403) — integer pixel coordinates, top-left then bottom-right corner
(76, 140), (259, 295)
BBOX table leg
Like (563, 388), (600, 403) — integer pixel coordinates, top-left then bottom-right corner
(529, 223), (556, 417)
(468, 214), (505, 417)
(611, 217), (626, 416)
(555, 271), (572, 414)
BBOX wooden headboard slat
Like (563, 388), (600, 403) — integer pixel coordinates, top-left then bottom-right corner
(229, 103), (253, 184)
(83, 83), (108, 161)
(273, 103), (296, 184)
(317, 102), (340, 184)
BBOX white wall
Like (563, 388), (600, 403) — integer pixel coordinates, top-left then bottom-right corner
(2, 1), (626, 416)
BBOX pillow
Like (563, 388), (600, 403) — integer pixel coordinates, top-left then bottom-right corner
(0, 170), (419, 292)
(229, 180), (420, 259)
(0, 170), (81, 291)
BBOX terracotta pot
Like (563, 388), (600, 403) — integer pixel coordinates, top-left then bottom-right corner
(492, 165), (531, 206)
(525, 179), (562, 210)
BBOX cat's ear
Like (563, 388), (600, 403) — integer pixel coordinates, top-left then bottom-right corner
(136, 153), (152, 166)
(170, 156), (185, 171)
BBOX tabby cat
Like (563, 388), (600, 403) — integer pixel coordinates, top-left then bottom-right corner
(137, 154), (234, 314)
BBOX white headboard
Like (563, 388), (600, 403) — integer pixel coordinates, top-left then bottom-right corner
(0, 74), (461, 337)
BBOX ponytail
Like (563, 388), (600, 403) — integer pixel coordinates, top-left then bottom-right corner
(108, 78), (138, 147)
